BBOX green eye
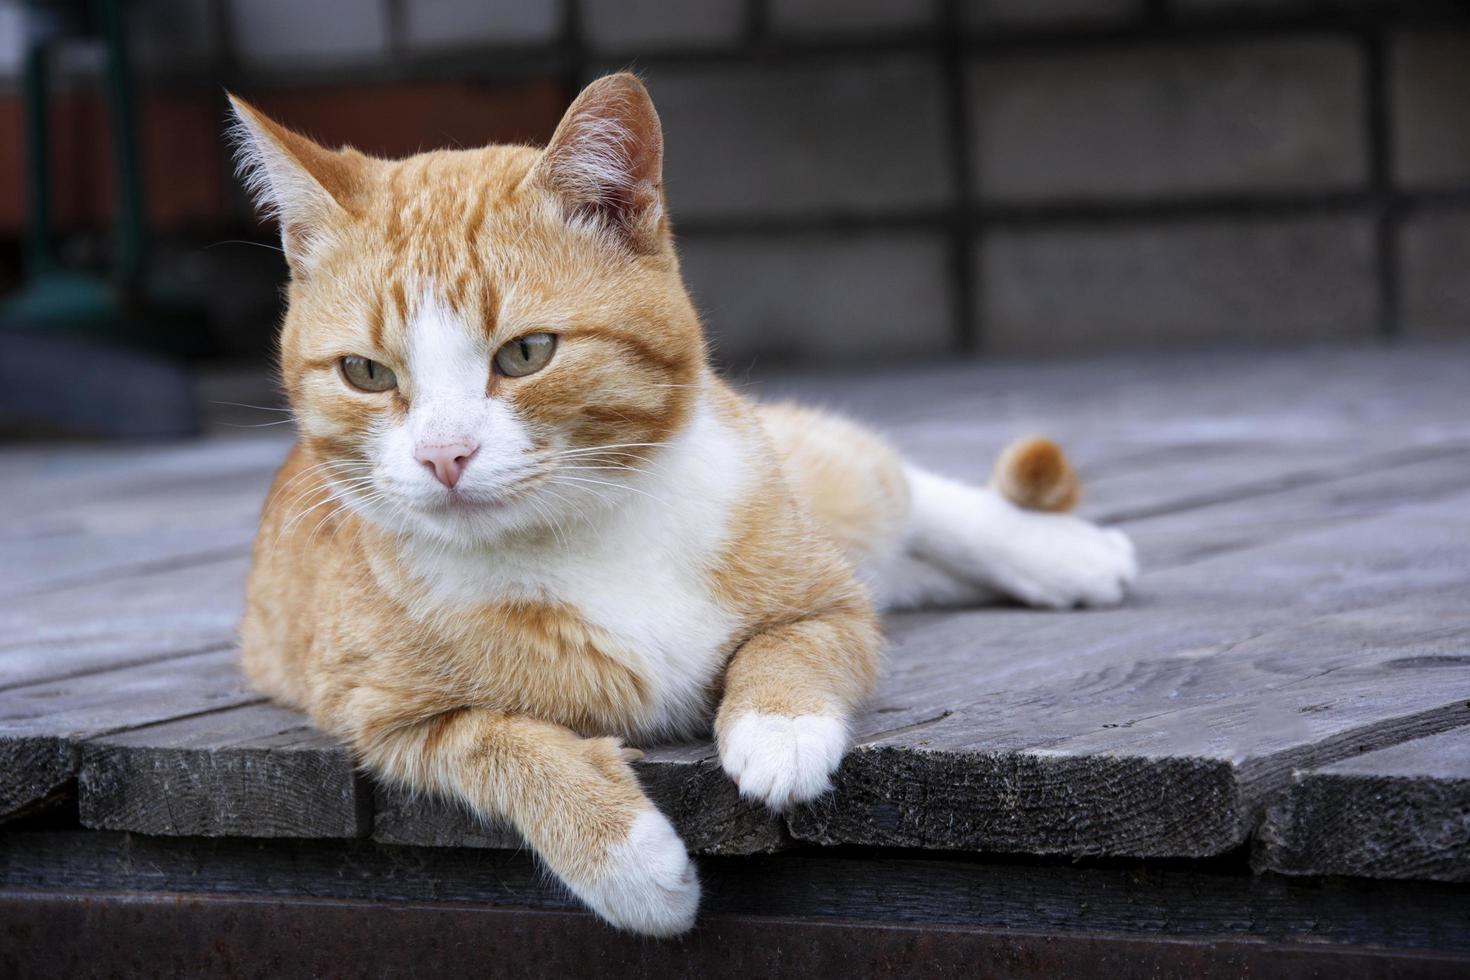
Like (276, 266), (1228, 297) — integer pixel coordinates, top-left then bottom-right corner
(495, 333), (557, 378)
(340, 355), (397, 392)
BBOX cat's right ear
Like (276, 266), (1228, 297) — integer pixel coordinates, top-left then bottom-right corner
(227, 95), (366, 270)
(528, 73), (667, 253)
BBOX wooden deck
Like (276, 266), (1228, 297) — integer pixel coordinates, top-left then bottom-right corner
(3, 342), (1469, 975)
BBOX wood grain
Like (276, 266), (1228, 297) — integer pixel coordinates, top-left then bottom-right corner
(0, 649), (260, 817)
(2, 343), (1468, 882)
(0, 557), (248, 691)
(373, 741), (786, 854)
(1257, 725), (1470, 882)
(792, 497), (1470, 857)
(78, 702), (369, 839)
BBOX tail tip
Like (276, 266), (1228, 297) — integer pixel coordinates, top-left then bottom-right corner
(994, 436), (1080, 513)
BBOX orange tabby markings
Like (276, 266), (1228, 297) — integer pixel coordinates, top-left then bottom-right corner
(993, 435), (1081, 513)
(230, 72), (1136, 938)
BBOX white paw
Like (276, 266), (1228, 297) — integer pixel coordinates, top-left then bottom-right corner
(720, 712), (847, 811)
(996, 516), (1138, 609)
(576, 809), (699, 937)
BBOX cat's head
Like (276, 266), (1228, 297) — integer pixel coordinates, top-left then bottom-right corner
(229, 75), (704, 546)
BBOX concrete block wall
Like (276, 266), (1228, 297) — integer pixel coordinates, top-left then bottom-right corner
(2, 0), (1470, 361)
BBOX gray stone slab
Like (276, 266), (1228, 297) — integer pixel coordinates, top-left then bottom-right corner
(683, 232), (955, 364)
(79, 702), (368, 840)
(129, 0), (220, 71)
(1400, 208), (1470, 338)
(643, 57), (954, 219)
(402, 0), (561, 48)
(969, 40), (1366, 202)
(977, 215), (1379, 353)
(1391, 33), (1470, 190)
(769, 0), (940, 35)
(1258, 726), (1470, 883)
(583, 0), (746, 51)
(966, 0), (1141, 26)
(226, 0), (389, 67)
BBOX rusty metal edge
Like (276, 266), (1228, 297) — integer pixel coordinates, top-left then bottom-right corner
(2, 888), (1468, 979)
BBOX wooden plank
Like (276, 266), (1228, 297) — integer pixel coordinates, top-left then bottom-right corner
(1121, 449), (1470, 568)
(0, 528), (254, 602)
(766, 342), (1470, 523)
(0, 442), (279, 599)
(761, 343), (1470, 449)
(374, 741), (787, 855)
(78, 702), (369, 840)
(1257, 726), (1470, 883)
(0, 556), (248, 691)
(0, 436), (286, 526)
(789, 494), (1470, 859)
(341, 467), (1470, 861)
(0, 649), (261, 818)
(5, 342), (1470, 876)
(6, 832), (1470, 956)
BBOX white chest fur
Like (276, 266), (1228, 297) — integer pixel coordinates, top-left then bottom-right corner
(398, 395), (752, 738)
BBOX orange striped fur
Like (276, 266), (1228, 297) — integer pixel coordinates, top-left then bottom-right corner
(232, 74), (1135, 936)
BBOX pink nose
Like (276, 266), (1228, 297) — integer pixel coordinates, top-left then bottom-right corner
(415, 440), (478, 489)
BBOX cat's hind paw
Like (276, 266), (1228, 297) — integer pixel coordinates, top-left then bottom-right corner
(999, 519), (1138, 609)
(720, 712), (847, 811)
(577, 809), (699, 937)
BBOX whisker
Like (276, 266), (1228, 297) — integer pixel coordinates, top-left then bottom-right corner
(547, 474), (671, 508)
(209, 400), (293, 414)
(206, 238), (286, 255)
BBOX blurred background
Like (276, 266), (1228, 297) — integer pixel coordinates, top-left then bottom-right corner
(1, 0), (1469, 437)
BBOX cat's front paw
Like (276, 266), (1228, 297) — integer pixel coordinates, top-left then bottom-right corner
(577, 809), (699, 937)
(998, 517), (1138, 609)
(719, 712), (847, 810)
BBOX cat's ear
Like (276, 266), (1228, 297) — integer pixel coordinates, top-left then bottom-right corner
(529, 73), (666, 252)
(227, 94), (367, 269)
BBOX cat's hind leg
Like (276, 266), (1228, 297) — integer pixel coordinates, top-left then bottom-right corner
(878, 439), (1137, 611)
(758, 402), (1136, 611)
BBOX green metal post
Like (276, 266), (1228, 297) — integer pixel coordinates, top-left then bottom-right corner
(96, 0), (147, 299)
(20, 31), (54, 278)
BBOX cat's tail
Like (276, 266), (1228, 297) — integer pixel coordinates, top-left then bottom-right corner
(991, 436), (1080, 513)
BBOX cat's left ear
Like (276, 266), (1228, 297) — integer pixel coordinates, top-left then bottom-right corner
(227, 94), (368, 270)
(529, 73), (666, 252)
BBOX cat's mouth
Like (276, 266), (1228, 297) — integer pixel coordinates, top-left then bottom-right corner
(422, 472), (545, 513)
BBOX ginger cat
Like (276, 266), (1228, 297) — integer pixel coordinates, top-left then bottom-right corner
(231, 74), (1136, 936)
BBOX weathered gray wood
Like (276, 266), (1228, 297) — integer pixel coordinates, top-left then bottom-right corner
(0, 557), (248, 691)
(763, 343), (1470, 450)
(0, 436), (286, 526)
(78, 702), (369, 840)
(374, 741), (787, 855)
(0, 439), (280, 599)
(1122, 449), (1470, 568)
(790, 496), (1470, 858)
(4, 343), (1470, 881)
(774, 342), (1470, 524)
(0, 528), (253, 602)
(1257, 726), (1470, 883)
(0, 649), (260, 817)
